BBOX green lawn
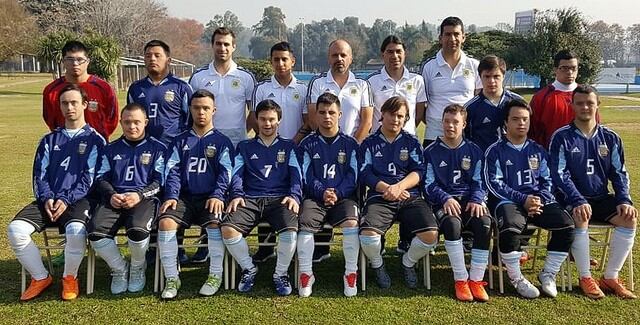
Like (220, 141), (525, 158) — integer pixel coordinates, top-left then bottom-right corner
(1, 75), (640, 324)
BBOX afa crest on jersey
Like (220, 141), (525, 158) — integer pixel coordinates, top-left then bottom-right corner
(337, 150), (346, 164)
(140, 152), (152, 165)
(405, 83), (414, 93)
(88, 100), (99, 112)
(164, 90), (175, 102)
(399, 148), (409, 161)
(277, 149), (286, 163)
(205, 145), (217, 158)
(349, 86), (358, 96)
(293, 92), (301, 101)
(528, 155), (539, 170)
(78, 142), (87, 154)
(462, 68), (472, 79)
(598, 144), (609, 157)
(231, 79), (241, 89)
(461, 156), (471, 171)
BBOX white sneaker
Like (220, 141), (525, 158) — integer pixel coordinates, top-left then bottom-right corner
(161, 277), (181, 299)
(199, 274), (222, 296)
(538, 271), (558, 298)
(343, 272), (358, 297)
(110, 262), (129, 295)
(511, 277), (540, 299)
(298, 272), (315, 297)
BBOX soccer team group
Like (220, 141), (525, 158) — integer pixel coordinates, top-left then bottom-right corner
(8, 16), (637, 303)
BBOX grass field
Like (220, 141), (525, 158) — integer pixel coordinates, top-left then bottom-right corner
(1, 74), (640, 324)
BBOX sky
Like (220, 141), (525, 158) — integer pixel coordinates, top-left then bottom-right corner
(161, 0), (638, 28)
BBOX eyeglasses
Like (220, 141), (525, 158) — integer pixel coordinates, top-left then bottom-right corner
(63, 57), (89, 65)
(557, 65), (578, 72)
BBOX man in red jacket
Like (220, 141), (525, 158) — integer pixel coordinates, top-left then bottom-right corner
(43, 41), (119, 140)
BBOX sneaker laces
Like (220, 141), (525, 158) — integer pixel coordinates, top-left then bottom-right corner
(205, 274), (221, 287)
(582, 277), (599, 291)
(165, 278), (179, 289)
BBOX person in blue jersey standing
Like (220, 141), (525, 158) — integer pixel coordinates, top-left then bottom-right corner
(359, 96), (438, 290)
(297, 93), (360, 297)
(485, 98), (575, 299)
(221, 99), (302, 296)
(87, 103), (166, 294)
(549, 85), (637, 299)
(424, 104), (491, 302)
(156, 90), (234, 299)
(8, 84), (105, 301)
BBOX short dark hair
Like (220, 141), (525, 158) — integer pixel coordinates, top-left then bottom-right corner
(255, 99), (282, 121)
(380, 35), (405, 52)
(270, 41), (294, 56)
(380, 96), (409, 122)
(211, 27), (236, 45)
(58, 83), (87, 103)
(478, 55), (506, 75)
(316, 93), (341, 110)
(442, 104), (467, 120)
(553, 50), (579, 67)
(120, 102), (147, 118)
(440, 16), (464, 35)
(189, 89), (215, 106)
(503, 98), (532, 122)
(144, 40), (171, 56)
(572, 84), (600, 102)
(61, 41), (88, 57)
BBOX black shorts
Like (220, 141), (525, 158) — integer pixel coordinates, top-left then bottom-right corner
(494, 202), (574, 234)
(299, 198), (359, 233)
(88, 198), (156, 239)
(434, 199), (493, 230)
(565, 195), (618, 223)
(221, 197), (298, 235)
(13, 199), (91, 233)
(360, 196), (437, 235)
(159, 195), (222, 228)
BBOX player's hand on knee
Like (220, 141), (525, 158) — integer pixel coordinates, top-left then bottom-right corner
(384, 184), (403, 201)
(123, 192), (142, 209)
(206, 198), (225, 215)
(282, 196), (299, 214)
(226, 197), (245, 213)
(324, 188), (338, 206)
(572, 203), (592, 222)
(617, 204), (637, 221)
(110, 194), (125, 209)
(51, 199), (67, 221)
(444, 198), (461, 217)
(466, 202), (485, 218)
(160, 199), (177, 214)
(525, 195), (543, 216)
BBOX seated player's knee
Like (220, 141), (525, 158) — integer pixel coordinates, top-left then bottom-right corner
(221, 225), (240, 239)
(359, 229), (378, 237)
(65, 222), (86, 235)
(87, 233), (104, 242)
(574, 219), (589, 229)
(440, 216), (462, 241)
(7, 220), (34, 250)
(278, 230), (297, 242)
(206, 223), (219, 229)
(340, 219), (358, 228)
(499, 230), (520, 253)
(550, 227), (575, 252)
(126, 228), (149, 242)
(90, 237), (111, 248)
(469, 216), (492, 248)
(416, 230), (438, 244)
(158, 217), (178, 231)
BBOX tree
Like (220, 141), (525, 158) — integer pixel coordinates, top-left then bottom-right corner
(249, 6), (288, 59)
(587, 21), (625, 64)
(235, 57), (271, 81)
(155, 17), (205, 63)
(367, 19), (397, 59)
(495, 22), (513, 33)
(462, 30), (520, 68)
(19, 0), (82, 33)
(0, 0), (38, 61)
(627, 24), (640, 64)
(202, 10), (245, 44)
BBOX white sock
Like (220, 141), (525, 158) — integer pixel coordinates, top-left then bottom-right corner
(402, 236), (436, 268)
(158, 230), (178, 279)
(63, 222), (86, 278)
(7, 220), (49, 280)
(571, 227), (591, 278)
(128, 237), (149, 269)
(342, 227), (359, 274)
(275, 231), (297, 277)
(297, 231), (314, 274)
(223, 234), (255, 272)
(469, 248), (489, 282)
(206, 228), (224, 277)
(359, 234), (383, 268)
(604, 226), (636, 279)
(91, 238), (127, 272)
(444, 239), (468, 281)
(501, 251), (524, 281)
(543, 251), (568, 276)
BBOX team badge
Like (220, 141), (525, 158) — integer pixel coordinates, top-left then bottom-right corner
(461, 156), (471, 171)
(88, 100), (98, 112)
(598, 144), (609, 157)
(277, 149), (286, 163)
(231, 79), (241, 89)
(140, 152), (151, 165)
(78, 142), (87, 154)
(462, 68), (472, 79)
(528, 155), (539, 170)
(399, 148), (409, 161)
(164, 90), (175, 102)
(405, 83), (413, 92)
(337, 150), (346, 164)
(350, 86), (358, 96)
(293, 92), (300, 101)
(205, 145), (217, 158)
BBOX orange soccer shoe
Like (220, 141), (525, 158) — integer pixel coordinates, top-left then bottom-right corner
(455, 280), (474, 302)
(579, 277), (605, 299)
(599, 277), (637, 299)
(20, 275), (53, 301)
(61, 275), (80, 301)
(468, 280), (489, 302)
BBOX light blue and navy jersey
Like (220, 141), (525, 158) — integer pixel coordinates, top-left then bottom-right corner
(464, 90), (523, 152)
(359, 129), (424, 200)
(96, 135), (166, 198)
(549, 123), (632, 207)
(299, 131), (359, 201)
(424, 138), (485, 206)
(33, 124), (106, 205)
(164, 129), (233, 200)
(127, 74), (193, 145)
(230, 136), (303, 203)
(484, 138), (555, 205)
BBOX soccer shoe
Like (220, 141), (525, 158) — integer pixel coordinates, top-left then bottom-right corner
(373, 263), (391, 289)
(538, 271), (558, 298)
(273, 274), (293, 296)
(454, 281), (474, 302)
(61, 275), (80, 301)
(20, 275), (53, 301)
(161, 277), (181, 299)
(199, 274), (222, 296)
(238, 267), (258, 293)
(396, 239), (410, 254)
(599, 277), (637, 299)
(579, 277), (605, 299)
(252, 248), (276, 263)
(343, 272), (358, 297)
(190, 247), (209, 264)
(110, 262), (129, 295)
(128, 263), (146, 293)
(312, 250), (331, 263)
(298, 272), (315, 297)
(469, 280), (489, 302)
(178, 248), (189, 265)
(401, 264), (418, 289)
(511, 277), (540, 299)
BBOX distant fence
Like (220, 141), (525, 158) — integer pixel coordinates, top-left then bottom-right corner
(117, 57), (195, 90)
(0, 54), (40, 73)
